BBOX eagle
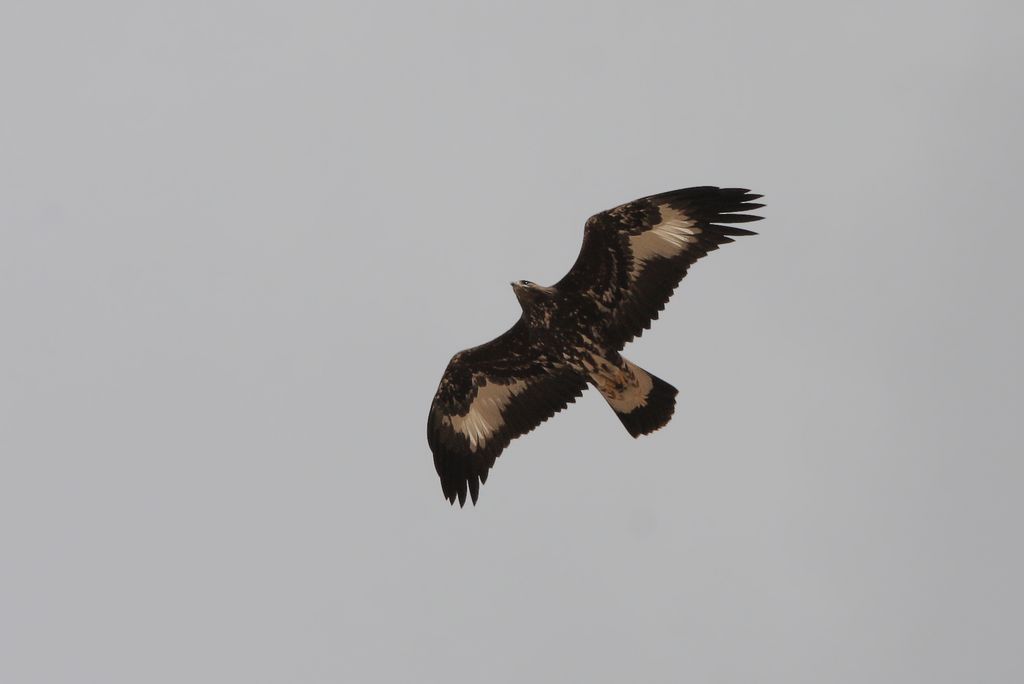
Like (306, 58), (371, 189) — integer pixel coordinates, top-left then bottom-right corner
(427, 186), (763, 506)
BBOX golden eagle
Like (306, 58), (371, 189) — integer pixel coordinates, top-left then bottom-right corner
(428, 186), (763, 505)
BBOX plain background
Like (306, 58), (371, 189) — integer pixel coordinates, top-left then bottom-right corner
(1, 2), (1021, 682)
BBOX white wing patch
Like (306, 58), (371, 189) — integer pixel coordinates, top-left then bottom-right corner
(628, 204), (702, 277)
(446, 378), (530, 451)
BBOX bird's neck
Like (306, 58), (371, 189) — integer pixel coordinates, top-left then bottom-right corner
(519, 299), (553, 328)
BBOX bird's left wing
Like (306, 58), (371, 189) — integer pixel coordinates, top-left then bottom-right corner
(428, 321), (587, 506)
(556, 186), (764, 349)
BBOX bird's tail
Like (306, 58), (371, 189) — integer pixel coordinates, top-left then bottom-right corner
(588, 356), (678, 438)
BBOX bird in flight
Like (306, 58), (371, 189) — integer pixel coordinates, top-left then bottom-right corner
(427, 186), (763, 506)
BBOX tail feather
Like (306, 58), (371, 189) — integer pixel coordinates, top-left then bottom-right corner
(590, 356), (678, 437)
(613, 370), (678, 437)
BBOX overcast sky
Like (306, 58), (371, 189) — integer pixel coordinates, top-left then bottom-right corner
(1, 2), (1022, 682)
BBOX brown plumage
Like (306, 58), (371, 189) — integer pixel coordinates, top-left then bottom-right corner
(428, 186), (764, 505)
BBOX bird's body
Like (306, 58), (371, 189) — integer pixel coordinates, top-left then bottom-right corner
(428, 186), (764, 505)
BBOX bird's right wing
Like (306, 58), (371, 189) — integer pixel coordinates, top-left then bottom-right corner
(428, 322), (587, 506)
(556, 186), (764, 349)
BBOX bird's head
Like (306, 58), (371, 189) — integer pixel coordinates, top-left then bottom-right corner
(511, 280), (551, 309)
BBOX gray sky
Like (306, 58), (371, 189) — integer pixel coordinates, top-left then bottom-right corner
(1, 2), (1022, 682)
